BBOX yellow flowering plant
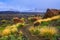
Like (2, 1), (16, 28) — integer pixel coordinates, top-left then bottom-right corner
(29, 27), (40, 36)
(39, 27), (58, 37)
(34, 15), (60, 25)
(2, 29), (11, 36)
(29, 26), (58, 38)
(16, 23), (25, 30)
(11, 27), (18, 33)
(29, 27), (35, 33)
(0, 23), (28, 40)
(19, 31), (23, 36)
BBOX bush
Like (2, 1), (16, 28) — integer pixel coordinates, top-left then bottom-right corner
(41, 21), (51, 26)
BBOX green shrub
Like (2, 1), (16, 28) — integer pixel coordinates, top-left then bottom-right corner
(41, 21), (50, 26)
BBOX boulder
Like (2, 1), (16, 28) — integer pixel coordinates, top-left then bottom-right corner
(13, 17), (24, 24)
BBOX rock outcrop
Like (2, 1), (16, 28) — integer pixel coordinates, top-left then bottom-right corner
(43, 9), (60, 18)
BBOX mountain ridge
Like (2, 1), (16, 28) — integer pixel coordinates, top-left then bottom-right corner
(0, 11), (45, 14)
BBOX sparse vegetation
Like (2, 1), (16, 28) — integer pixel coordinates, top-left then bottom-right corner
(0, 14), (60, 40)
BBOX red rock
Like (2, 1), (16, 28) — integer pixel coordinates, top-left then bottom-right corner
(13, 17), (24, 24)
(30, 17), (40, 22)
(43, 9), (60, 18)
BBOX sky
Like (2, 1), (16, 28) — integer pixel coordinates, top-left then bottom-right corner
(0, 0), (60, 12)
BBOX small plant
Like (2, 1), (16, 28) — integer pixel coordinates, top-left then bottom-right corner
(16, 23), (25, 30)
(29, 27), (40, 36)
(41, 21), (50, 26)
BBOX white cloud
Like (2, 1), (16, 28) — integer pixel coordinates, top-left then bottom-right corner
(0, 2), (13, 10)
(7, 0), (60, 10)
(0, 2), (31, 11)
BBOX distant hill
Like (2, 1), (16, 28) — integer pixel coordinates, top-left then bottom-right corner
(0, 11), (45, 18)
(0, 11), (45, 20)
(0, 11), (20, 14)
(0, 11), (45, 14)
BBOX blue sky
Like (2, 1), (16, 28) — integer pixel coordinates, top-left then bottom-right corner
(0, 0), (60, 12)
